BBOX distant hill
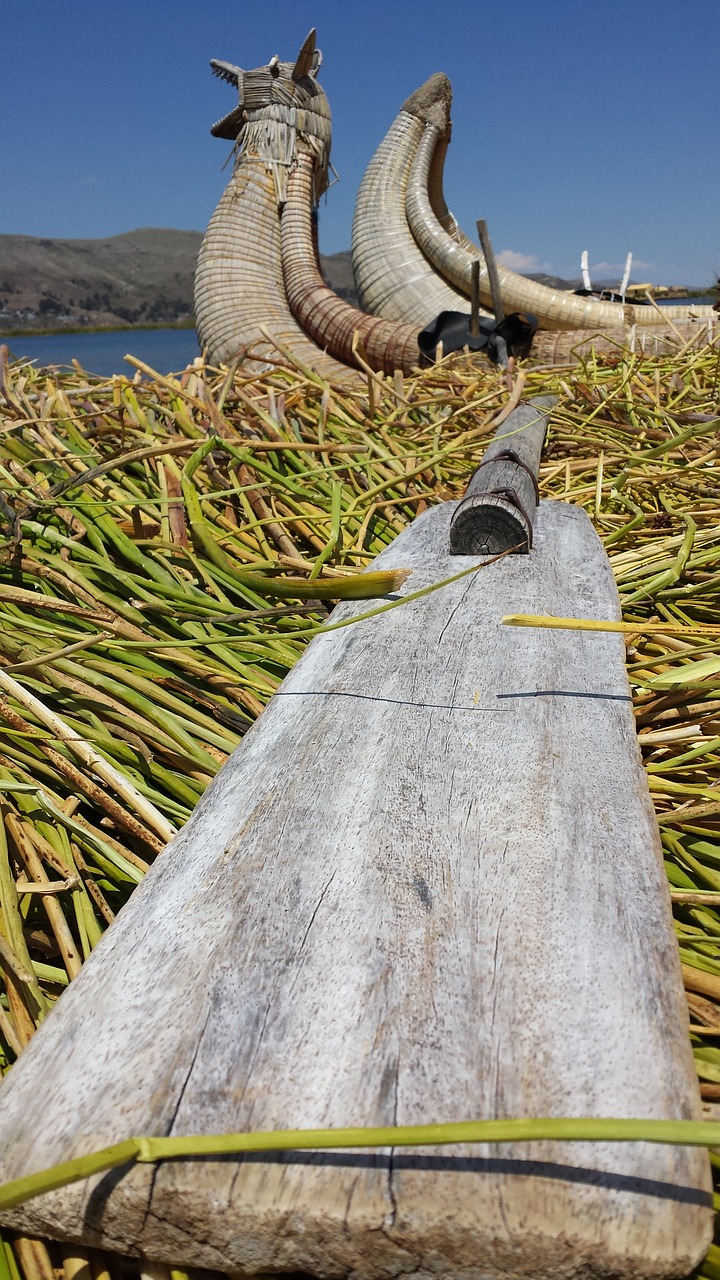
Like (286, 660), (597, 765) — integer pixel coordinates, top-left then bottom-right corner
(523, 272), (582, 291)
(0, 229), (359, 332)
(0, 229), (202, 330)
(320, 250), (357, 303)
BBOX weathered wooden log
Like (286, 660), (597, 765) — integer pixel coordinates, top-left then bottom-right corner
(0, 502), (711, 1278)
(449, 396), (555, 554)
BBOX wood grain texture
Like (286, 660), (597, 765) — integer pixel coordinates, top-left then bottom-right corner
(449, 397), (555, 554)
(0, 502), (711, 1278)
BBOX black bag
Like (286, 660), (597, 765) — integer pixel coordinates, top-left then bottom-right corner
(417, 310), (538, 365)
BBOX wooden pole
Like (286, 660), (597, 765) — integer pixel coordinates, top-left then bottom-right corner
(449, 396), (556, 555)
(469, 260), (480, 338)
(476, 218), (504, 324)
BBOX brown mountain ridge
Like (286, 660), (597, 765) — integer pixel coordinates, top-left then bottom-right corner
(0, 228), (359, 332)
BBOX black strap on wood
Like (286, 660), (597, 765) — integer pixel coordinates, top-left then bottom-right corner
(473, 448), (540, 504)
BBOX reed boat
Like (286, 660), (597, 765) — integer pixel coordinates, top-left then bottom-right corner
(194, 33), (706, 381)
(194, 37), (496, 380)
(193, 31), (361, 385)
(350, 74), (484, 328)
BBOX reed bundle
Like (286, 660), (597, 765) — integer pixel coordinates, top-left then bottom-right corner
(403, 101), (716, 332)
(351, 76), (475, 327)
(193, 31), (358, 382)
(0, 334), (719, 1278)
(282, 150), (422, 375)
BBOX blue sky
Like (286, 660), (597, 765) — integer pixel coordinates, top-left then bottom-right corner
(3, 0), (719, 284)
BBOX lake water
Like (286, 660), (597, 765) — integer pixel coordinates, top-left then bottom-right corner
(4, 327), (201, 377)
(656, 295), (715, 307)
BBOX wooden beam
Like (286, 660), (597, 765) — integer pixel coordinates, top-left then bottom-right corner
(0, 502), (710, 1277)
(449, 396), (556, 554)
(469, 260), (480, 339)
(477, 218), (505, 324)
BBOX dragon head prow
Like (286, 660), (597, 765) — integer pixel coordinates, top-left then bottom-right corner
(208, 28), (327, 141)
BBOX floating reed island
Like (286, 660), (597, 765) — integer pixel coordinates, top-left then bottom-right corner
(0, 331), (718, 1277)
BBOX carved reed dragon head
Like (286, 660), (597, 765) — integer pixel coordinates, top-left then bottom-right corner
(208, 29), (332, 203)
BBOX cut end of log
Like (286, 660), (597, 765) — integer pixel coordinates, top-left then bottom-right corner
(449, 494), (532, 555)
